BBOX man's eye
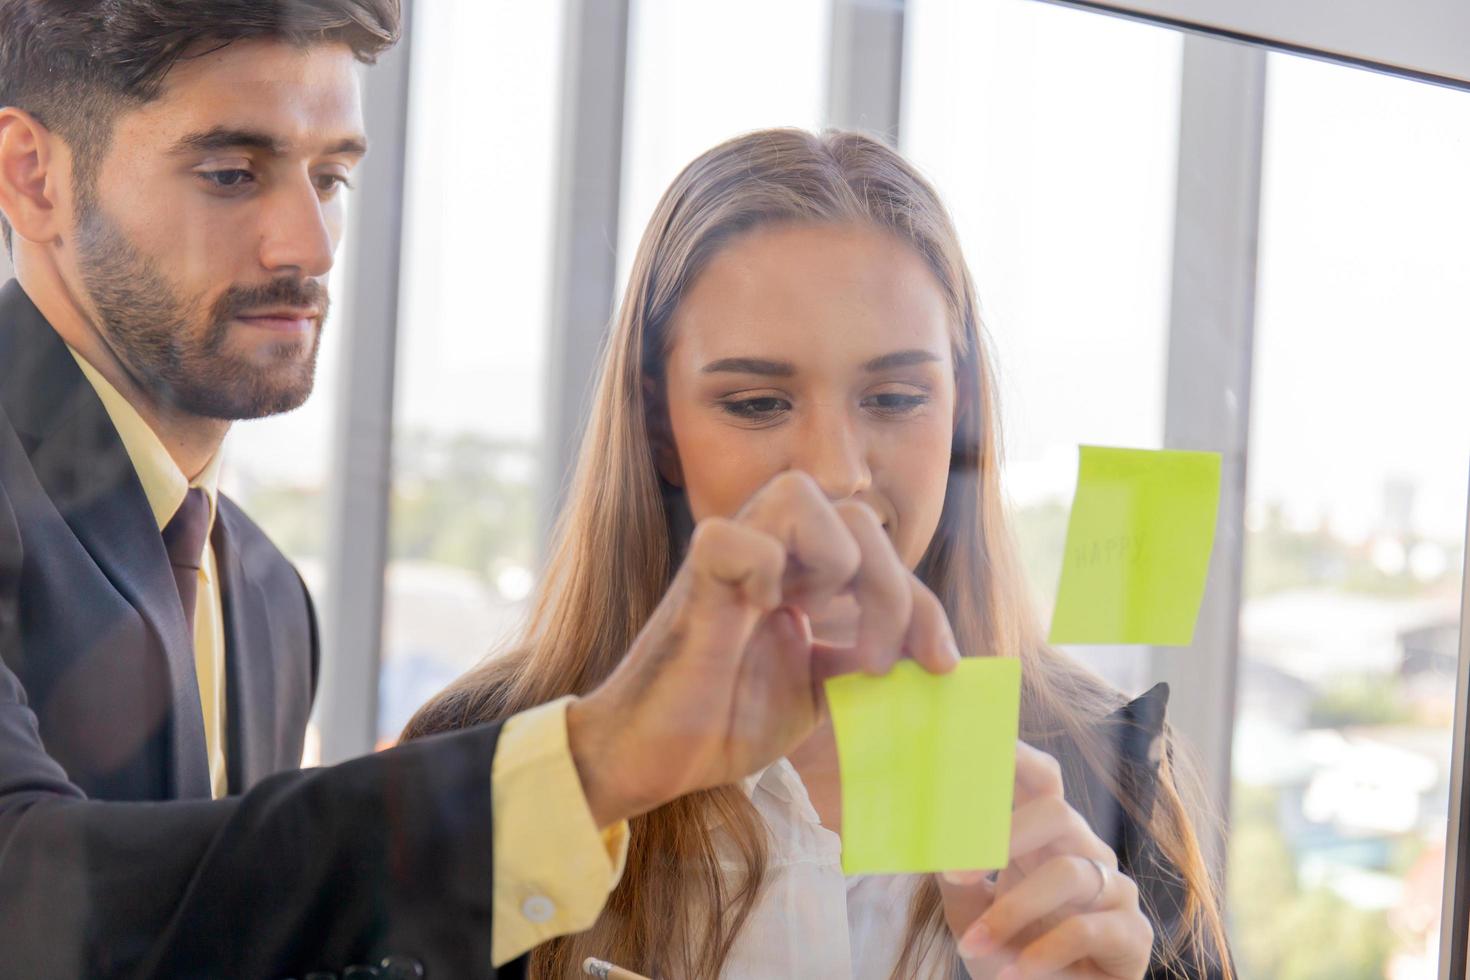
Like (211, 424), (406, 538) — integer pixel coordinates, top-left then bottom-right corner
(314, 174), (353, 195)
(721, 396), (790, 420)
(200, 169), (254, 189)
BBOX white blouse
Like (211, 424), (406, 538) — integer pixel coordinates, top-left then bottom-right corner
(710, 758), (956, 979)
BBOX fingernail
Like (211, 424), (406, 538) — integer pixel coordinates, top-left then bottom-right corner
(778, 607), (802, 640)
(959, 921), (994, 959)
(942, 869), (986, 885)
(780, 605), (813, 643)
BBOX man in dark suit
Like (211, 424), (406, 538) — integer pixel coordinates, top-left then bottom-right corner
(0, 274), (319, 802)
(0, 3), (960, 977)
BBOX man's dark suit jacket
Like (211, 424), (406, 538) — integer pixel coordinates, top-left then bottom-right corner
(0, 280), (524, 979)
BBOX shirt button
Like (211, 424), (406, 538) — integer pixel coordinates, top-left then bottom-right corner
(522, 894), (556, 923)
(378, 957), (424, 980)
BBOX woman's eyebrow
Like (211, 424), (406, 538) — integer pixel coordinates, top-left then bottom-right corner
(862, 349), (944, 371)
(701, 357), (796, 377)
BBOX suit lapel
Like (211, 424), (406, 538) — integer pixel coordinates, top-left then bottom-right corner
(0, 280), (211, 798)
(216, 507), (277, 792)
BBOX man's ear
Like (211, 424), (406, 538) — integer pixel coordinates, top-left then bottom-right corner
(643, 375), (685, 488)
(0, 108), (66, 247)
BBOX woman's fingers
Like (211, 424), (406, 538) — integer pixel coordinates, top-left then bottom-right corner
(952, 740), (1151, 976)
(961, 855), (1138, 957)
(939, 872), (1019, 980)
(1004, 747), (1115, 877)
(1014, 741), (1066, 805)
(1008, 794), (1118, 870)
(1006, 908), (1154, 979)
(936, 869), (999, 938)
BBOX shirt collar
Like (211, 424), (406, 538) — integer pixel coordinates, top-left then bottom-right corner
(67, 346), (222, 532)
(741, 757), (816, 811)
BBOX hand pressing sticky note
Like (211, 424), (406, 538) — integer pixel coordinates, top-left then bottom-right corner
(1048, 445), (1222, 647)
(825, 657), (1021, 875)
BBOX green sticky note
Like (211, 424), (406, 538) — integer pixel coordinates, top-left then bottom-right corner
(825, 657), (1021, 875)
(1048, 445), (1221, 647)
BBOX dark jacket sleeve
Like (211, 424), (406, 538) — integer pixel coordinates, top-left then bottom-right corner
(0, 479), (517, 980)
(1049, 684), (1234, 980)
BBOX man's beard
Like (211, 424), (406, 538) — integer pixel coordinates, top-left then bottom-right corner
(74, 206), (328, 421)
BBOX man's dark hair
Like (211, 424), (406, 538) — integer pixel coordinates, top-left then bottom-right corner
(0, 0), (401, 251)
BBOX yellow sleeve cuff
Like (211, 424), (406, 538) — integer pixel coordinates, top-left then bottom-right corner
(491, 695), (630, 966)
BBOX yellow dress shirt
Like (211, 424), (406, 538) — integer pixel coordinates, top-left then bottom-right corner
(492, 697), (630, 965)
(69, 349), (629, 963)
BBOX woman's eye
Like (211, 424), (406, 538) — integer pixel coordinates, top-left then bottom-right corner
(721, 396), (790, 420)
(199, 169), (254, 190)
(865, 392), (929, 415)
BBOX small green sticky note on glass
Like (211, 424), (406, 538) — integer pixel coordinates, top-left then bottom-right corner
(825, 657), (1021, 875)
(1048, 446), (1222, 647)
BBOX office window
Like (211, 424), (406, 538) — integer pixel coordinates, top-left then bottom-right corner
(223, 258), (347, 655)
(1231, 52), (1470, 980)
(222, 250), (351, 766)
(903, 0), (1182, 691)
(618, 0), (829, 282)
(380, 0), (565, 742)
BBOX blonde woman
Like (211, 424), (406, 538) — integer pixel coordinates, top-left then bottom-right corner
(405, 129), (1233, 980)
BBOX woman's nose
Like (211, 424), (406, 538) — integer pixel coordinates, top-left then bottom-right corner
(798, 409), (872, 501)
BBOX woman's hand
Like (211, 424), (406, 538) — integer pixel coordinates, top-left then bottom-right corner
(568, 471), (960, 827)
(938, 742), (1154, 980)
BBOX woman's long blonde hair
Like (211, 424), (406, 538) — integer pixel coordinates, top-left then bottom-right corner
(405, 128), (1232, 979)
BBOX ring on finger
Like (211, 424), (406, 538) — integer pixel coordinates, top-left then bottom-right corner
(1085, 856), (1110, 907)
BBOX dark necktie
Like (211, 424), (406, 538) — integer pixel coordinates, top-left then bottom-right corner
(161, 488), (210, 638)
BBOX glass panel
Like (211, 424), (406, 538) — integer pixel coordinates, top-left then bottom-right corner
(619, 0), (829, 284)
(380, 0), (565, 744)
(223, 260), (344, 593)
(1232, 52), (1470, 980)
(224, 260), (347, 765)
(903, 0), (1181, 691)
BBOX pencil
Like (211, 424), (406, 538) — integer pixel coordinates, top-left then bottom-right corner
(582, 955), (653, 980)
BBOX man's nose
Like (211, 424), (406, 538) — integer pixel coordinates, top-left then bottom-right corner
(257, 178), (335, 279)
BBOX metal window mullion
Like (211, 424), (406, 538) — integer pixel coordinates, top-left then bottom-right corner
(540, 0), (632, 541)
(316, 0), (416, 763)
(1150, 34), (1267, 879)
(827, 0), (907, 143)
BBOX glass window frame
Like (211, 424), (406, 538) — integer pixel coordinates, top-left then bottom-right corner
(311, 1), (1470, 973)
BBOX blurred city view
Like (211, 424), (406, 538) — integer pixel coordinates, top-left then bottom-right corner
(217, 1), (1468, 977)
(1231, 487), (1460, 980)
(1017, 483), (1464, 980)
(230, 432), (541, 745)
